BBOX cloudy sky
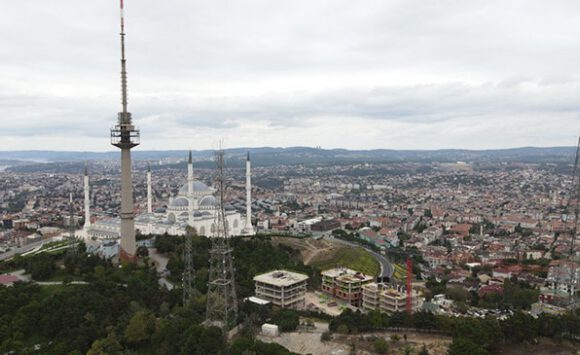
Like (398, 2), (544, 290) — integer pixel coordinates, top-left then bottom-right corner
(1, 0), (579, 151)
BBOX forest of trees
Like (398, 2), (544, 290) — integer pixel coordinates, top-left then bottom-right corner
(0, 235), (312, 354)
(330, 308), (580, 355)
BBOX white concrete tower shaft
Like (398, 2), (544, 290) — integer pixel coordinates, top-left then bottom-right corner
(84, 165), (91, 228)
(187, 151), (194, 226)
(147, 164), (152, 214)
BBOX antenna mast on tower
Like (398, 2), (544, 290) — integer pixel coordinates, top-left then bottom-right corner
(206, 149), (238, 332)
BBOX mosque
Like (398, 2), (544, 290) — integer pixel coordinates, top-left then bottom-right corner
(86, 151), (255, 239)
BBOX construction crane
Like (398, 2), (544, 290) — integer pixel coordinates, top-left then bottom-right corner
(406, 257), (413, 314)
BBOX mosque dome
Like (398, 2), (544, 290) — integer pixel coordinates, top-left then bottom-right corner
(170, 197), (189, 207)
(178, 181), (211, 195)
(199, 195), (217, 207)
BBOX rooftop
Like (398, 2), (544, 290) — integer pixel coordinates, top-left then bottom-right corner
(253, 269), (309, 287)
(322, 267), (373, 282)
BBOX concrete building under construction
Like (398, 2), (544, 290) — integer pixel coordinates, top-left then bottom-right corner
(253, 270), (309, 310)
(362, 283), (423, 314)
(320, 267), (373, 307)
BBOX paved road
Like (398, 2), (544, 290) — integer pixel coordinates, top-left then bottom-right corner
(0, 241), (44, 261)
(325, 236), (394, 279)
(37, 281), (89, 285)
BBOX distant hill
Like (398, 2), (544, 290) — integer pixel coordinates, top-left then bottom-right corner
(0, 146), (576, 172)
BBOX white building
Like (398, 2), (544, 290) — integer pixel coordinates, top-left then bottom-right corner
(88, 152), (254, 240)
(253, 270), (309, 309)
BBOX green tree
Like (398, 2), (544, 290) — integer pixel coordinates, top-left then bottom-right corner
(272, 309), (299, 332)
(445, 286), (469, 303)
(448, 338), (489, 355)
(373, 338), (389, 354)
(124, 310), (156, 346)
(500, 311), (539, 343)
(453, 318), (503, 352)
(87, 328), (123, 355)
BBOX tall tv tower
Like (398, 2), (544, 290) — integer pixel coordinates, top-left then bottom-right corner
(110, 0), (140, 263)
(206, 149), (238, 332)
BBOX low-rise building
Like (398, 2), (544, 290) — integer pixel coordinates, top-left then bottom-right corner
(253, 270), (309, 309)
(362, 283), (423, 314)
(321, 267), (373, 306)
(546, 262), (580, 296)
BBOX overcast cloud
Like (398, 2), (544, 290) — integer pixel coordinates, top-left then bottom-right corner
(0, 0), (579, 151)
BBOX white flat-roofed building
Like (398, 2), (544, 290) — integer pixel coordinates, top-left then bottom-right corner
(253, 270), (309, 310)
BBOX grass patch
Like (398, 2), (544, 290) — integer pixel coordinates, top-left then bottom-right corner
(392, 263), (407, 282)
(311, 247), (380, 276)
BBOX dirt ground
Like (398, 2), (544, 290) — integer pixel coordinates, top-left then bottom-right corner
(259, 319), (452, 355)
(496, 338), (580, 355)
(258, 321), (351, 355)
(271, 237), (337, 265)
(331, 332), (451, 355)
(305, 291), (350, 316)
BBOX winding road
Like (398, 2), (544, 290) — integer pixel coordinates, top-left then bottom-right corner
(325, 236), (394, 279)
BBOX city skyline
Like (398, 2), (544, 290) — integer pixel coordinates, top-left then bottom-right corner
(1, 0), (580, 151)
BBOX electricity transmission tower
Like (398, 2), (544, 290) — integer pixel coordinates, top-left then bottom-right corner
(182, 226), (195, 305)
(205, 149), (238, 332)
(567, 136), (580, 260)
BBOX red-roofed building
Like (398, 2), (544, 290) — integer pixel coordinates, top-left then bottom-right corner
(0, 274), (19, 286)
(478, 284), (504, 297)
(448, 223), (472, 237)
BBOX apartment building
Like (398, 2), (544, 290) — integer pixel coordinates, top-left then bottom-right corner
(362, 283), (423, 314)
(253, 270), (309, 309)
(321, 267), (374, 306)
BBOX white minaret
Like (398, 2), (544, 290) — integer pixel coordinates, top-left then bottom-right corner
(243, 152), (254, 235)
(147, 163), (152, 214)
(83, 164), (91, 229)
(187, 151), (194, 226)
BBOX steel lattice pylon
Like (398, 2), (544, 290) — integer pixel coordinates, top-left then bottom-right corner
(205, 149), (238, 332)
(568, 136), (580, 259)
(182, 227), (195, 305)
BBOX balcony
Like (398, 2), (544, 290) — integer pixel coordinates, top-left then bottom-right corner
(111, 124), (140, 149)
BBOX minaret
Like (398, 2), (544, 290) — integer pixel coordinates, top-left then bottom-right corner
(147, 163), (152, 214)
(83, 164), (91, 229)
(187, 151), (194, 226)
(111, 0), (140, 263)
(243, 152), (254, 235)
(68, 192), (77, 256)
